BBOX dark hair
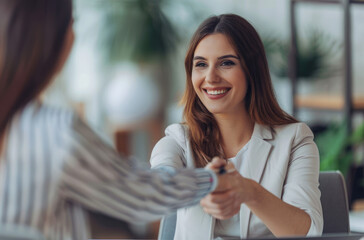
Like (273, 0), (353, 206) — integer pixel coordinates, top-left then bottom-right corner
(181, 14), (297, 167)
(0, 0), (73, 141)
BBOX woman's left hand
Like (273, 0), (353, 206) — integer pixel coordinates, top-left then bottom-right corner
(200, 161), (256, 219)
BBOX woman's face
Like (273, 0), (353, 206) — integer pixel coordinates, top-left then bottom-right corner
(191, 33), (248, 116)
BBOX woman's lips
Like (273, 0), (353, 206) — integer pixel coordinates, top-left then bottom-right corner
(203, 88), (230, 99)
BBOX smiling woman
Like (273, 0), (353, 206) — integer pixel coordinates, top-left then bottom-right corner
(150, 14), (323, 239)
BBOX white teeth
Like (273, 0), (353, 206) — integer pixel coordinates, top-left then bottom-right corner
(207, 89), (227, 95)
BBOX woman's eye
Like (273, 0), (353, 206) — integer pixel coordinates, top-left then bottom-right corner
(195, 62), (207, 68)
(221, 60), (235, 67)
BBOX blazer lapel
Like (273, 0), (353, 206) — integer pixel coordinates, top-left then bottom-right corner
(240, 123), (273, 238)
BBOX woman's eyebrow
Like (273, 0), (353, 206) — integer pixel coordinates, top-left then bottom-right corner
(193, 56), (206, 61)
(193, 54), (240, 61)
(218, 54), (239, 60)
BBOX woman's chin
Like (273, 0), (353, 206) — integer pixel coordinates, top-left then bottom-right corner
(206, 108), (226, 115)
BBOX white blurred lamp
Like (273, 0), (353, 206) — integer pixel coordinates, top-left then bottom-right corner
(103, 64), (160, 130)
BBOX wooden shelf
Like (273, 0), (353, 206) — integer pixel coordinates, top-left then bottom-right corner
(295, 95), (364, 110)
(289, 0), (364, 209)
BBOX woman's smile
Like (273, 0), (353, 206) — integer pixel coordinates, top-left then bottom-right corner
(203, 87), (231, 99)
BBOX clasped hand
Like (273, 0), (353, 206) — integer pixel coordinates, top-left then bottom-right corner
(202, 157), (254, 220)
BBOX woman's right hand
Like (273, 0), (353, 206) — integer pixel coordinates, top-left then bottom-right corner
(202, 159), (237, 219)
(202, 158), (256, 219)
(205, 157), (232, 192)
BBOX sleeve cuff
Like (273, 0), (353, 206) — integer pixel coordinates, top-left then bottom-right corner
(193, 168), (218, 197)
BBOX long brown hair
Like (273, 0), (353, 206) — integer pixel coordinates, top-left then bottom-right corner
(182, 14), (297, 167)
(0, 0), (72, 143)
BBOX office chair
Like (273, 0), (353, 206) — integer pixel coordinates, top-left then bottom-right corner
(319, 171), (350, 233)
(158, 171), (350, 239)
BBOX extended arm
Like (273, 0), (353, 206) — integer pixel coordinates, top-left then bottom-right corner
(58, 117), (218, 223)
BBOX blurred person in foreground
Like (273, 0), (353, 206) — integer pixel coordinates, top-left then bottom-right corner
(0, 0), (232, 239)
(150, 14), (323, 239)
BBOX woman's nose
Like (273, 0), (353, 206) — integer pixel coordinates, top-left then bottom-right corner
(205, 67), (220, 83)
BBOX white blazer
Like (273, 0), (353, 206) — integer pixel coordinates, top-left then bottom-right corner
(151, 122), (323, 240)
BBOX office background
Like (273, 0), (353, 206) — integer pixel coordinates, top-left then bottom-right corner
(41, 0), (364, 236)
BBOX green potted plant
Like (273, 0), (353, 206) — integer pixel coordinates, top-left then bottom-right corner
(99, 0), (179, 65)
(262, 28), (340, 115)
(315, 121), (364, 207)
(97, 0), (180, 128)
(315, 121), (364, 177)
(265, 28), (339, 81)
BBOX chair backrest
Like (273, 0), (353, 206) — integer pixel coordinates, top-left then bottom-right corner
(319, 171), (350, 234)
(158, 171), (350, 239)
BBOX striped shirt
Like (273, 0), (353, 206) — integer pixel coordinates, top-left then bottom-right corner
(0, 101), (217, 240)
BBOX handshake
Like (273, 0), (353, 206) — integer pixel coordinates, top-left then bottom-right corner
(201, 157), (251, 220)
(205, 156), (238, 191)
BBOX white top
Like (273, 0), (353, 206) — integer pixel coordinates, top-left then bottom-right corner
(214, 142), (250, 238)
(151, 123), (323, 240)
